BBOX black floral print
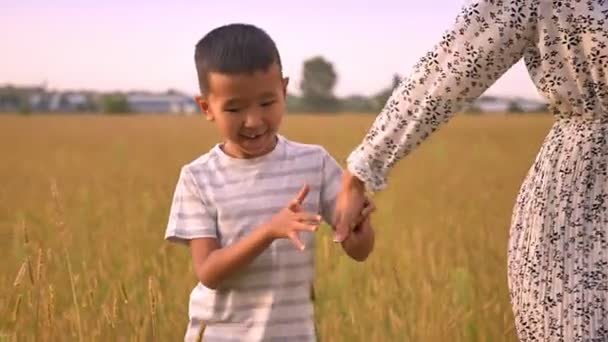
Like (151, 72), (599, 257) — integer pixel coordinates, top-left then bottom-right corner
(346, 1), (608, 340)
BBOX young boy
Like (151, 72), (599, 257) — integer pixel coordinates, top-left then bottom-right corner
(165, 23), (375, 342)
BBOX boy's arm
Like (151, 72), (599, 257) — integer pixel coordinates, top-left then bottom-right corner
(190, 227), (273, 290)
(190, 187), (321, 290)
(166, 167), (320, 289)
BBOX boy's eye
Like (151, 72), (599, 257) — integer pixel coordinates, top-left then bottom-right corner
(260, 100), (276, 107)
(224, 108), (241, 113)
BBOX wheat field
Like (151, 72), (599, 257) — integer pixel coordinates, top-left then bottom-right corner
(0, 113), (554, 341)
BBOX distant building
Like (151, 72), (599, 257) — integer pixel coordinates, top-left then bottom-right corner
(517, 98), (548, 112)
(0, 84), (48, 112)
(48, 91), (96, 112)
(468, 96), (547, 113)
(0, 84), (201, 114)
(127, 91), (198, 114)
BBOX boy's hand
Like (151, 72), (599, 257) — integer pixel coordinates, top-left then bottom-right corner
(266, 184), (321, 251)
(338, 197), (376, 261)
(288, 184), (310, 213)
(339, 197), (375, 232)
(343, 213), (375, 258)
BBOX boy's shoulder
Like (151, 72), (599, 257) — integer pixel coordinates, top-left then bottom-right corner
(281, 136), (333, 159)
(178, 145), (223, 178)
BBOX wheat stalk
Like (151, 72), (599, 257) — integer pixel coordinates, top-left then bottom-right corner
(20, 217), (29, 245)
(83, 273), (93, 309)
(13, 259), (27, 287)
(87, 288), (95, 309)
(148, 277), (157, 340)
(65, 250), (83, 342)
(102, 303), (115, 329)
(50, 178), (67, 236)
(112, 292), (118, 326)
(120, 282), (129, 304)
(12, 294), (22, 322)
(47, 284), (55, 327)
(35, 247), (44, 283)
(26, 255), (35, 285)
(33, 248), (45, 341)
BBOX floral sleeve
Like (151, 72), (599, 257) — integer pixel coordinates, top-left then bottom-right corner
(347, 0), (538, 192)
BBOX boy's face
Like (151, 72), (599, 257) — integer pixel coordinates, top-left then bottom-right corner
(196, 63), (288, 159)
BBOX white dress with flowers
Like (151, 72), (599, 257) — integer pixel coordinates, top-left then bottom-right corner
(347, 1), (608, 340)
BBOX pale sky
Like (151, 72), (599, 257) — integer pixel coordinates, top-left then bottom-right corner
(1, 0), (543, 100)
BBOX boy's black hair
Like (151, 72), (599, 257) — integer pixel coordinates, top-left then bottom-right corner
(194, 23), (282, 94)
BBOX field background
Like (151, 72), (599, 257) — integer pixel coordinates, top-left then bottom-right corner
(0, 113), (553, 341)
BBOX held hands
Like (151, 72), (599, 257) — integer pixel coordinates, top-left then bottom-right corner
(265, 182), (376, 251)
(340, 194), (376, 256)
(333, 170), (369, 242)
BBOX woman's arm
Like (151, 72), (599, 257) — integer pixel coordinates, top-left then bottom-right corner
(334, 0), (539, 241)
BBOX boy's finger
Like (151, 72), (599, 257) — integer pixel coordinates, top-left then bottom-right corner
(295, 212), (322, 223)
(288, 232), (305, 251)
(294, 184), (310, 205)
(288, 184), (310, 212)
(294, 222), (319, 232)
(288, 202), (302, 212)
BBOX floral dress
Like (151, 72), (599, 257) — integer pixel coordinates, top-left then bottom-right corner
(346, 1), (608, 340)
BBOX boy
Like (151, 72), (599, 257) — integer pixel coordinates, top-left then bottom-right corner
(165, 23), (376, 342)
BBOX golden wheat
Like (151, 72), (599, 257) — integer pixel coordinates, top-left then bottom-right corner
(0, 113), (553, 341)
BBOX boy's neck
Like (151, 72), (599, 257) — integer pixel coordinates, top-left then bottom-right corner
(221, 134), (279, 160)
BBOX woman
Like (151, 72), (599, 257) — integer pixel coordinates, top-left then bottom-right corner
(333, 0), (608, 340)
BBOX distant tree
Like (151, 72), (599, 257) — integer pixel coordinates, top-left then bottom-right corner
(83, 94), (99, 112)
(102, 94), (131, 114)
(341, 95), (375, 113)
(17, 98), (31, 115)
(299, 56), (340, 113)
(391, 74), (401, 89)
(466, 105), (483, 115)
(286, 94), (305, 113)
(508, 100), (524, 113)
(537, 103), (550, 113)
(461, 100), (483, 115)
(0, 86), (27, 113)
(373, 74), (401, 111)
(58, 94), (70, 110)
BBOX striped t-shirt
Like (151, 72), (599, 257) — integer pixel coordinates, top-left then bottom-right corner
(165, 134), (342, 342)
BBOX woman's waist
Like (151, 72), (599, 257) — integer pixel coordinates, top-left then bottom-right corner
(553, 114), (608, 128)
(552, 102), (608, 123)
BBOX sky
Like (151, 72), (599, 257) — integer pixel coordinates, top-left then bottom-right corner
(1, 0), (543, 100)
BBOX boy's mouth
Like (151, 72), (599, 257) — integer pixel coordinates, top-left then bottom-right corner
(240, 131), (267, 140)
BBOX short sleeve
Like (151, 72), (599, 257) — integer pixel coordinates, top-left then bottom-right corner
(347, 0), (539, 193)
(319, 148), (344, 228)
(165, 166), (218, 244)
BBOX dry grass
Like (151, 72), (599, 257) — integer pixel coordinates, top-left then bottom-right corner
(0, 113), (553, 341)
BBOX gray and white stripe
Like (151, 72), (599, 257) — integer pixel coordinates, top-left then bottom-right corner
(166, 135), (343, 341)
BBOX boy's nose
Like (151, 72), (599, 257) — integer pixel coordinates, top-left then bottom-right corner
(244, 112), (263, 128)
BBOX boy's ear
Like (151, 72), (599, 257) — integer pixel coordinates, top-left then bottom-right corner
(195, 95), (214, 121)
(282, 77), (289, 96)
